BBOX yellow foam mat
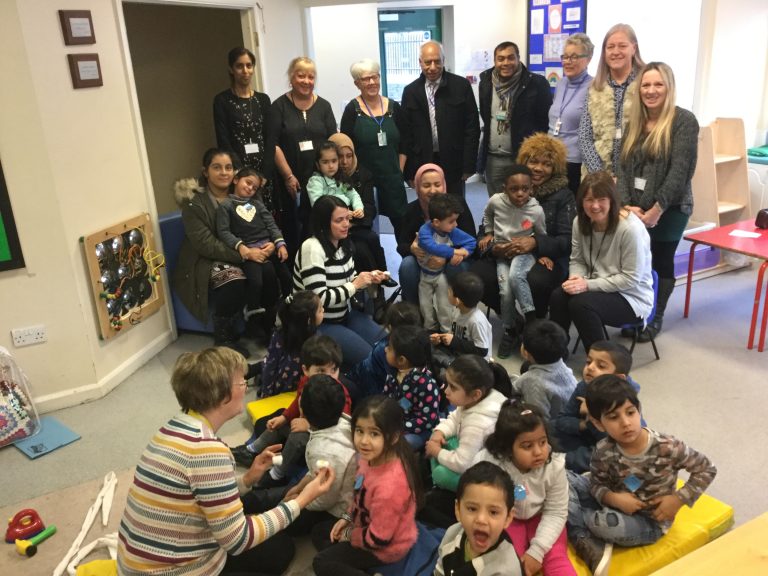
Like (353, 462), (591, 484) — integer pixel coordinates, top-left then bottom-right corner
(569, 488), (734, 576)
(246, 392), (297, 423)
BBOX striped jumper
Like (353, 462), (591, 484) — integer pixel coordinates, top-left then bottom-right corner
(117, 412), (300, 576)
(292, 237), (357, 323)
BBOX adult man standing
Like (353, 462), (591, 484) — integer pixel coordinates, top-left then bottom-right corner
(401, 41), (480, 197)
(479, 41), (552, 196)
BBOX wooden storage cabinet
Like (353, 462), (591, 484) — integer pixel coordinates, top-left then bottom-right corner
(691, 117), (751, 226)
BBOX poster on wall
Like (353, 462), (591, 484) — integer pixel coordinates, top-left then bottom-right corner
(527, 0), (587, 89)
(0, 161), (25, 272)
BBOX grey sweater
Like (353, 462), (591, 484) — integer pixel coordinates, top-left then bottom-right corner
(483, 195), (546, 244)
(617, 107), (699, 215)
(569, 212), (654, 320)
(514, 359), (578, 421)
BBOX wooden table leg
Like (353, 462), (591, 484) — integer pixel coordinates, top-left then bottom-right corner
(748, 260), (768, 350)
(684, 241), (698, 318)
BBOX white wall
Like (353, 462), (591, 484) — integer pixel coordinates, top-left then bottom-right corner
(307, 4), (380, 121)
(0, 0), (173, 411)
(698, 0), (768, 145)
(585, 0), (702, 111)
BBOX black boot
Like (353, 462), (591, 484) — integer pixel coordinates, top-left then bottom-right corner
(213, 315), (251, 358)
(260, 306), (278, 339)
(638, 278), (675, 342)
(373, 287), (388, 324)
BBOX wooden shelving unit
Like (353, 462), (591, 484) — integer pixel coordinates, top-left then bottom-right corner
(691, 118), (751, 226)
(682, 117), (753, 279)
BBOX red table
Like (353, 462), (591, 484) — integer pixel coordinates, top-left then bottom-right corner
(684, 219), (768, 351)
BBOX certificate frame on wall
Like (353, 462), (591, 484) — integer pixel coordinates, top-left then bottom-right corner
(58, 10), (96, 45)
(527, 0), (588, 89)
(67, 54), (103, 89)
(0, 160), (25, 272)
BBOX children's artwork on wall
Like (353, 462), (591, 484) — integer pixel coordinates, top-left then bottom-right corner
(0, 160), (25, 272)
(527, 0), (588, 90)
(81, 213), (165, 339)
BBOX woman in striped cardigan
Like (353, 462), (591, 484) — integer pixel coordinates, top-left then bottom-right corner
(117, 347), (334, 576)
(293, 195), (385, 366)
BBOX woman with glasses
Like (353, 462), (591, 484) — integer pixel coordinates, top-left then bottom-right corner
(117, 347), (335, 576)
(579, 24), (645, 178)
(340, 59), (408, 239)
(479, 40), (552, 196)
(549, 171), (653, 352)
(617, 62), (698, 341)
(549, 34), (594, 194)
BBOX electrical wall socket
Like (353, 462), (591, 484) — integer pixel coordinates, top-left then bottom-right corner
(11, 325), (47, 347)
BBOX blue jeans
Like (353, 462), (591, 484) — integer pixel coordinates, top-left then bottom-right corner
(567, 470), (663, 547)
(497, 254), (536, 327)
(405, 431), (430, 450)
(399, 256), (470, 304)
(318, 310), (386, 367)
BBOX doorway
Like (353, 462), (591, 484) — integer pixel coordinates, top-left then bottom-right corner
(122, 2), (246, 215)
(377, 8), (442, 102)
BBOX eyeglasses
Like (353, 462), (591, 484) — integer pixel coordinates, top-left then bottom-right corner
(358, 74), (380, 84)
(560, 54), (587, 63)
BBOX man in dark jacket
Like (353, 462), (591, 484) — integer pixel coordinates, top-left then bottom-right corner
(401, 41), (480, 198)
(479, 41), (552, 196)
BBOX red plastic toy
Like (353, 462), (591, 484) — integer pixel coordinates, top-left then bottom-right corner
(5, 509), (45, 543)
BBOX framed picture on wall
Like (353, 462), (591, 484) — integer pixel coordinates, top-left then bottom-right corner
(67, 54), (103, 89)
(0, 160), (25, 272)
(59, 10), (96, 45)
(527, 0), (588, 89)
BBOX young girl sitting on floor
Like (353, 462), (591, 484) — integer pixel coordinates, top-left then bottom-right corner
(348, 301), (422, 399)
(313, 396), (421, 576)
(381, 325), (441, 449)
(426, 355), (511, 491)
(473, 400), (574, 576)
(259, 290), (323, 398)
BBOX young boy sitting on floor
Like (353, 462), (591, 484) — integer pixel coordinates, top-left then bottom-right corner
(514, 320), (577, 420)
(567, 375), (717, 576)
(554, 340), (643, 473)
(233, 335), (351, 485)
(281, 375), (357, 535)
(435, 461), (521, 576)
(431, 271), (493, 362)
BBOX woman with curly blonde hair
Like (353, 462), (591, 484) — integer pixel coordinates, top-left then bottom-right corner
(472, 133), (576, 336)
(617, 62), (698, 341)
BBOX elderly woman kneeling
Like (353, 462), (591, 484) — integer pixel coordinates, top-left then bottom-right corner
(117, 347), (333, 576)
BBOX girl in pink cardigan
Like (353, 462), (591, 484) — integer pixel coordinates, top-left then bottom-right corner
(313, 396), (421, 575)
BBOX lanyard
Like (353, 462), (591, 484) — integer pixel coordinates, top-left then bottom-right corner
(361, 96), (385, 132)
(587, 231), (608, 278)
(558, 79), (582, 119)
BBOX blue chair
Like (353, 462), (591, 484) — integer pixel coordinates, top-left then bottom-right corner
(158, 211), (214, 333)
(572, 270), (660, 360)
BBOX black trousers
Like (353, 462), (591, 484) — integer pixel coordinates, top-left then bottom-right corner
(242, 257), (281, 311)
(566, 161), (582, 196)
(221, 530), (295, 575)
(213, 279), (247, 318)
(549, 287), (640, 351)
(313, 541), (381, 576)
(350, 227), (388, 272)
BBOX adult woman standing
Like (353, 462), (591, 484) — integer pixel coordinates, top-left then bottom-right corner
(340, 59), (408, 238)
(271, 57), (337, 254)
(618, 62), (698, 340)
(213, 47), (275, 206)
(174, 148), (249, 358)
(579, 24), (645, 177)
(549, 33), (594, 194)
(293, 196), (385, 365)
(117, 347), (334, 576)
(471, 134), (575, 328)
(549, 171), (654, 352)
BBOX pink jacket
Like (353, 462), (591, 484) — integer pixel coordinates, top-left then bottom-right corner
(349, 457), (417, 563)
